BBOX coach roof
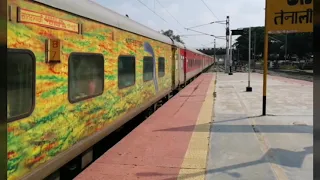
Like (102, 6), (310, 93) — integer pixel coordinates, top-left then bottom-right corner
(33, 0), (174, 45)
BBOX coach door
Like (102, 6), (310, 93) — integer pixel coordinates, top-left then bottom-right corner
(171, 46), (179, 89)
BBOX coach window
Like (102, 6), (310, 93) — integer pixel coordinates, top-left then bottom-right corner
(118, 55), (136, 89)
(69, 53), (104, 103)
(158, 57), (165, 77)
(7, 49), (35, 122)
(143, 56), (154, 81)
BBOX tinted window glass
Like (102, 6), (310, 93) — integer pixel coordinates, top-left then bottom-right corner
(143, 56), (154, 81)
(69, 53), (104, 103)
(158, 57), (165, 77)
(118, 56), (135, 88)
(7, 50), (35, 121)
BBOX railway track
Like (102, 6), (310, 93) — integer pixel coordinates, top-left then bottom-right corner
(210, 63), (313, 82)
(254, 69), (313, 82)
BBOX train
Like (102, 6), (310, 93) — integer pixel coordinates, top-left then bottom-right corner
(7, 0), (215, 179)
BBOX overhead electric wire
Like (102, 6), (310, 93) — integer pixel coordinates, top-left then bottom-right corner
(204, 41), (215, 45)
(185, 28), (213, 36)
(136, 0), (183, 34)
(187, 22), (215, 29)
(269, 36), (283, 43)
(154, 0), (186, 30)
(199, 0), (219, 21)
(201, 44), (210, 48)
(137, 0), (223, 46)
(136, 0), (168, 23)
(180, 34), (209, 36)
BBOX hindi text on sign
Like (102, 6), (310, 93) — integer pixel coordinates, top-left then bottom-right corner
(18, 8), (79, 33)
(274, 9), (313, 25)
(287, 0), (312, 6)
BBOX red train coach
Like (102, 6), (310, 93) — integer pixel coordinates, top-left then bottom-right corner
(175, 43), (213, 86)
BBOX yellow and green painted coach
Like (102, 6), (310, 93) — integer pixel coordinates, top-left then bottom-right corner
(7, 0), (214, 179)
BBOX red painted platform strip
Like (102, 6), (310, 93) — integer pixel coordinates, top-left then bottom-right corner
(75, 73), (214, 180)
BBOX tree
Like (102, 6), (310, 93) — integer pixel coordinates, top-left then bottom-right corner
(197, 47), (226, 56)
(233, 26), (312, 61)
(160, 29), (184, 44)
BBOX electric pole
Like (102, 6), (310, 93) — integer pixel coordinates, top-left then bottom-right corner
(246, 27), (252, 92)
(214, 38), (216, 71)
(253, 31), (256, 72)
(214, 39), (216, 61)
(229, 30), (233, 75)
(225, 16), (230, 73)
(285, 32), (287, 61)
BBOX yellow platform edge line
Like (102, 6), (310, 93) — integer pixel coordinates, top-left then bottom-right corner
(177, 74), (216, 180)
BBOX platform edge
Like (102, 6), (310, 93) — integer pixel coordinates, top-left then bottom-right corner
(177, 74), (216, 180)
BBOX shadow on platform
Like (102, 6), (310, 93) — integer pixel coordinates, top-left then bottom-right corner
(135, 146), (313, 180)
(154, 123), (312, 134)
(210, 114), (313, 124)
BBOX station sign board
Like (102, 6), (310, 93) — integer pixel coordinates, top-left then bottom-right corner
(266, 0), (313, 34)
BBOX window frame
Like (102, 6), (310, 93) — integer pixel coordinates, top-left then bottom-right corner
(118, 55), (136, 89)
(158, 57), (165, 77)
(7, 48), (36, 122)
(68, 52), (105, 104)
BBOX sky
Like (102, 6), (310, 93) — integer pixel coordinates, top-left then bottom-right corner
(93, 0), (266, 49)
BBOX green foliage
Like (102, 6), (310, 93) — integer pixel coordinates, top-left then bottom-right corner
(280, 64), (298, 70)
(197, 47), (226, 56)
(197, 26), (312, 61)
(233, 26), (312, 61)
(160, 29), (185, 44)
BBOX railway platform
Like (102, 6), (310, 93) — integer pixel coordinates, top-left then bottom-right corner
(75, 72), (313, 180)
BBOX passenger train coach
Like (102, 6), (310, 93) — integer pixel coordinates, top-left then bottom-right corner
(7, 0), (214, 179)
